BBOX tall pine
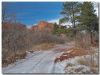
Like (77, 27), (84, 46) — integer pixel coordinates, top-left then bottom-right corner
(60, 2), (81, 36)
(80, 2), (98, 44)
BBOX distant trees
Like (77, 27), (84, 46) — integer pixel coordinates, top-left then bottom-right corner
(2, 3), (8, 22)
(52, 23), (67, 35)
(2, 3), (17, 23)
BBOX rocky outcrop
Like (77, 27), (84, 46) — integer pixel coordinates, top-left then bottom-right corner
(2, 22), (26, 30)
(31, 21), (54, 32)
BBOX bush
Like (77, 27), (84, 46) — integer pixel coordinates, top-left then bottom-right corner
(2, 22), (65, 66)
(31, 31), (65, 44)
(75, 32), (91, 49)
(75, 31), (99, 49)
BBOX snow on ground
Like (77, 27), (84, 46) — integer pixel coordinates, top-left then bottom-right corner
(64, 51), (99, 74)
(53, 47), (99, 74)
(2, 44), (68, 73)
(2, 44), (71, 73)
(2, 43), (98, 74)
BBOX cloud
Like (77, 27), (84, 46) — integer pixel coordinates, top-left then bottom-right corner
(48, 18), (72, 27)
(48, 18), (59, 24)
(26, 24), (37, 28)
(26, 25), (32, 28)
(27, 17), (77, 28)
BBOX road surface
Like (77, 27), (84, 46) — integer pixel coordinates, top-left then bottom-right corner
(3, 43), (73, 73)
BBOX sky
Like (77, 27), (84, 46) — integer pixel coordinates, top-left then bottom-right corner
(2, 2), (63, 27)
(2, 2), (98, 27)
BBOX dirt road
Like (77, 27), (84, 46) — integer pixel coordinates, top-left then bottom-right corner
(3, 43), (73, 73)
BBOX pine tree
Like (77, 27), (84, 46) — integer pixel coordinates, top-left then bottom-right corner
(79, 2), (98, 44)
(60, 2), (82, 35)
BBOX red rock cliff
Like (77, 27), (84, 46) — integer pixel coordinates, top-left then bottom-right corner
(31, 21), (54, 32)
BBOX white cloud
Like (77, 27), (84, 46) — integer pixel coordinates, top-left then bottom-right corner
(26, 25), (32, 28)
(48, 18), (72, 27)
(48, 18), (59, 24)
(26, 24), (37, 28)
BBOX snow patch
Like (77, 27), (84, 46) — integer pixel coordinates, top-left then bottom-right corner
(64, 53), (99, 74)
(65, 65), (91, 74)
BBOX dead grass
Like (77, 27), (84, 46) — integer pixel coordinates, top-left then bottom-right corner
(90, 67), (99, 73)
(77, 55), (99, 73)
(32, 43), (55, 51)
(75, 33), (91, 49)
(2, 50), (27, 67)
(78, 58), (98, 67)
(75, 32), (98, 50)
(15, 51), (27, 59)
(2, 43), (55, 67)
(54, 47), (94, 63)
(63, 47), (94, 57)
(78, 58), (89, 66)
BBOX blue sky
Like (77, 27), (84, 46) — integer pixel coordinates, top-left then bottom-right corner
(2, 2), (98, 27)
(2, 2), (63, 26)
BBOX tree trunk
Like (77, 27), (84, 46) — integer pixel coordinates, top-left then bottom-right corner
(72, 4), (76, 38)
(90, 31), (93, 44)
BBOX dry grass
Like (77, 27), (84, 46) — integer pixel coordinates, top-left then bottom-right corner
(75, 33), (91, 49)
(2, 43), (55, 67)
(2, 42), (55, 67)
(74, 32), (99, 73)
(54, 47), (94, 63)
(2, 50), (27, 67)
(78, 58), (99, 73)
(78, 58), (98, 67)
(63, 47), (93, 57)
(90, 67), (99, 74)
(64, 50), (99, 74)
(32, 43), (55, 51)
(75, 32), (98, 49)
(15, 51), (27, 59)
(77, 52), (99, 73)
(78, 58), (89, 66)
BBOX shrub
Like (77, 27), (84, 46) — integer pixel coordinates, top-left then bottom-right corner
(2, 22), (65, 66)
